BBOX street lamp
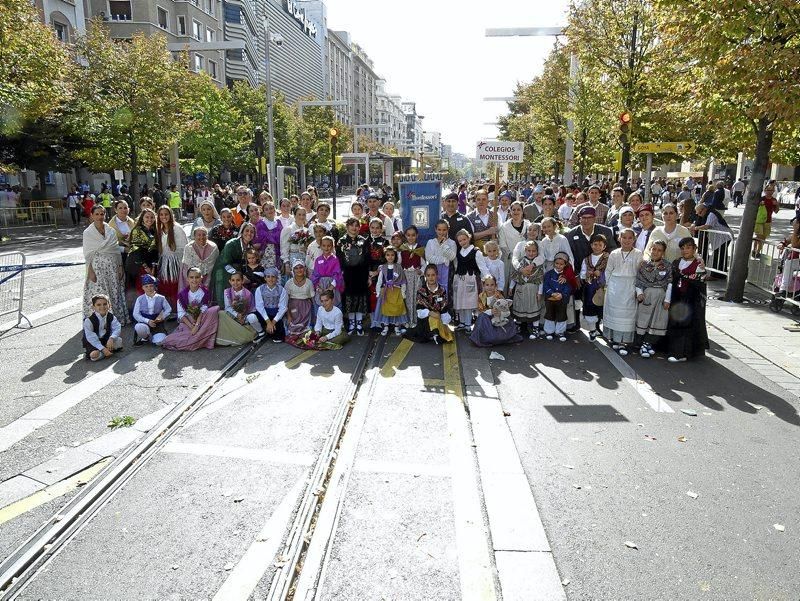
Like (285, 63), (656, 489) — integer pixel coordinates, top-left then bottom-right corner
(298, 100), (348, 190)
(485, 26), (579, 185)
(264, 16), (279, 198)
(329, 127), (338, 219)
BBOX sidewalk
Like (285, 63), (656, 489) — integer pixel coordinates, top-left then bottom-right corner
(706, 280), (800, 398)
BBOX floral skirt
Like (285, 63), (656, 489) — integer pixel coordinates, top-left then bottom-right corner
(83, 253), (129, 326)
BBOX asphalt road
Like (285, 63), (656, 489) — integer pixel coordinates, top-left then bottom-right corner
(2, 220), (799, 600)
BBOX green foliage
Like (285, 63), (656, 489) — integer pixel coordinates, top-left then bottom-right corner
(64, 21), (196, 175)
(0, 0), (72, 138)
(107, 415), (136, 429)
(180, 76), (251, 180)
(297, 103), (350, 178)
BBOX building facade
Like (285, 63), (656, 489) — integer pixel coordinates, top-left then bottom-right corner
(375, 80), (405, 151)
(402, 101), (424, 154)
(352, 42), (378, 139)
(327, 29), (353, 127)
(35, 0), (87, 43)
(85, 0), (225, 83)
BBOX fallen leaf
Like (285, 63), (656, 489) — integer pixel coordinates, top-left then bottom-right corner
(172, 565), (179, 570)
(686, 491), (698, 499)
(644, 435), (657, 441)
(751, 404), (764, 411)
(774, 524), (785, 532)
(502, 410), (511, 417)
(572, 484), (582, 490)
(624, 541), (638, 549)
(233, 496), (245, 503)
(637, 423), (645, 428)
(562, 578), (571, 586)
(562, 464), (575, 470)
(681, 409), (698, 417)
(489, 351), (505, 360)
(677, 436), (687, 443)
(223, 563), (234, 571)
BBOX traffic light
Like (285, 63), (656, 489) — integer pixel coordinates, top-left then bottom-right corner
(619, 111), (632, 144)
(329, 127), (338, 144)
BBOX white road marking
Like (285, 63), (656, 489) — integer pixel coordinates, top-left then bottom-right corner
(442, 341), (499, 601)
(161, 441), (315, 467)
(0, 365), (121, 453)
(594, 340), (675, 413)
(0, 298), (81, 330)
(212, 475), (307, 601)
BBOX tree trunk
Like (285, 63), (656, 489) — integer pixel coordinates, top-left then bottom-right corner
(724, 117), (773, 302)
(129, 137), (140, 211)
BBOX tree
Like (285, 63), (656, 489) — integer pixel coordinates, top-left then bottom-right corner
(230, 82), (299, 177)
(296, 103), (351, 181)
(0, 0), (71, 139)
(567, 0), (669, 182)
(180, 76), (251, 182)
(64, 20), (197, 201)
(655, 0), (800, 302)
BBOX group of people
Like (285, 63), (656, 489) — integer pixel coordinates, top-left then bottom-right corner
(82, 179), (717, 364)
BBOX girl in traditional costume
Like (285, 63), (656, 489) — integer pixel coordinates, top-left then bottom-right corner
(162, 267), (220, 351)
(666, 237), (709, 362)
(510, 240), (545, 339)
(403, 264), (454, 344)
(603, 228), (643, 355)
(634, 240), (672, 358)
(216, 271), (257, 346)
(337, 217), (369, 336)
(373, 246), (408, 336)
(249, 267), (288, 342)
(400, 225), (426, 328)
(469, 274), (523, 347)
(580, 233), (609, 341)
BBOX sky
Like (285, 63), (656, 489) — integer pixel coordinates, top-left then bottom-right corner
(326, 0), (572, 158)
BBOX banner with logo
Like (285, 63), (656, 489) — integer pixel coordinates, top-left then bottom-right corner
(475, 140), (525, 163)
(398, 180), (442, 245)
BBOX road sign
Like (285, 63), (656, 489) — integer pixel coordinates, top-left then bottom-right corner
(633, 141), (696, 154)
(475, 140), (525, 163)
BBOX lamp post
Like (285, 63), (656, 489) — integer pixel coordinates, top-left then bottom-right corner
(485, 26), (578, 185)
(298, 100), (348, 190)
(264, 17), (278, 199)
(329, 127), (338, 219)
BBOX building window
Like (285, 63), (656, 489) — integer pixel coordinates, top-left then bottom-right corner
(53, 20), (68, 42)
(192, 20), (202, 40)
(205, 27), (215, 42)
(226, 48), (243, 61)
(223, 2), (241, 24)
(194, 54), (204, 73)
(177, 15), (186, 35)
(157, 7), (169, 30)
(205, 0), (214, 16)
(108, 0), (132, 20)
(209, 60), (217, 79)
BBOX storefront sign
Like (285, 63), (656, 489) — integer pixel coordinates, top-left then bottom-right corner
(286, 0), (317, 37)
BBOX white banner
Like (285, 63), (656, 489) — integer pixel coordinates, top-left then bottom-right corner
(475, 140), (524, 163)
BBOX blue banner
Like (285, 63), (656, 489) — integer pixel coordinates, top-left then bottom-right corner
(398, 180), (442, 245)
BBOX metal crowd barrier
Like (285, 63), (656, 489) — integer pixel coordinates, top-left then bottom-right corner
(748, 240), (800, 312)
(0, 252), (31, 329)
(0, 206), (59, 228)
(696, 229), (736, 277)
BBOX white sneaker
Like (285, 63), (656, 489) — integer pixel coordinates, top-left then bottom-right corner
(612, 343), (621, 351)
(668, 356), (687, 363)
(394, 328), (403, 337)
(640, 347), (650, 358)
(381, 326), (389, 336)
(546, 335), (554, 341)
(619, 347), (628, 356)
(558, 335), (567, 342)
(528, 333), (537, 340)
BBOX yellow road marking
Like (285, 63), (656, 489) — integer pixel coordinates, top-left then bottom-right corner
(442, 337), (498, 600)
(284, 349), (318, 369)
(379, 338), (414, 378)
(422, 378), (446, 387)
(0, 458), (112, 526)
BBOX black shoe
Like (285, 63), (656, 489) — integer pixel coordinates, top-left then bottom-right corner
(133, 335), (144, 347)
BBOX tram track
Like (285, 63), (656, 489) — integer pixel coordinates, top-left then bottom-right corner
(0, 330), (386, 601)
(266, 332), (385, 601)
(0, 338), (265, 600)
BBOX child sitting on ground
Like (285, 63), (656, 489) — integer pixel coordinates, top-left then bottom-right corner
(132, 274), (170, 346)
(82, 294), (123, 361)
